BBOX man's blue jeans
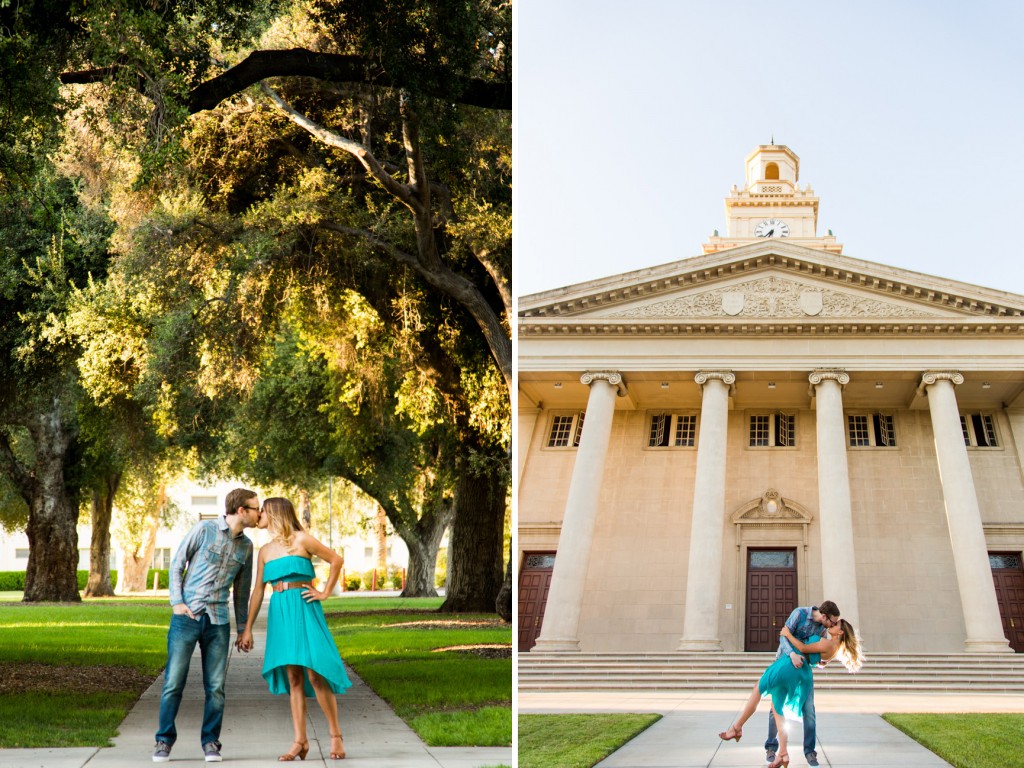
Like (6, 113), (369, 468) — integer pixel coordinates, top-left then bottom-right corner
(765, 683), (816, 756)
(155, 613), (230, 747)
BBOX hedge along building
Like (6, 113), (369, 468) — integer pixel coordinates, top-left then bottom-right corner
(517, 144), (1024, 656)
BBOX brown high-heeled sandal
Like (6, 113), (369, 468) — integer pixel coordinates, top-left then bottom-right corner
(717, 724), (742, 742)
(329, 733), (345, 759)
(768, 751), (790, 768)
(278, 740), (309, 761)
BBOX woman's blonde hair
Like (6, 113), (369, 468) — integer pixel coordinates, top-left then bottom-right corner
(834, 618), (864, 673)
(263, 497), (303, 548)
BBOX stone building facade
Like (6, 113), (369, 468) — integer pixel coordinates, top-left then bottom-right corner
(517, 145), (1024, 655)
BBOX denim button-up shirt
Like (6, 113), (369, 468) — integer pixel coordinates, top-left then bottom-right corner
(776, 605), (826, 659)
(170, 517), (253, 628)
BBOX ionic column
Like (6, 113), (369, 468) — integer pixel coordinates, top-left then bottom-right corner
(920, 371), (1011, 652)
(678, 371), (734, 651)
(533, 371), (626, 652)
(808, 369), (860, 628)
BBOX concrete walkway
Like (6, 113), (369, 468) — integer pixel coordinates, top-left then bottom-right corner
(519, 689), (1024, 767)
(2, 609), (511, 768)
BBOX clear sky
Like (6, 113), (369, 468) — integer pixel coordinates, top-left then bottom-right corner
(515, 1), (1024, 298)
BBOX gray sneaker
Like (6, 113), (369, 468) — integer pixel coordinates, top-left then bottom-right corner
(765, 750), (776, 766)
(806, 751), (820, 767)
(152, 742), (171, 762)
(203, 742), (222, 762)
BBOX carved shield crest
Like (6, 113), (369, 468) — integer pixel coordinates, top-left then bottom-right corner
(722, 292), (745, 316)
(799, 291), (823, 316)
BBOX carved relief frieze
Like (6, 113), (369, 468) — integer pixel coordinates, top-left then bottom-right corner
(606, 276), (943, 319)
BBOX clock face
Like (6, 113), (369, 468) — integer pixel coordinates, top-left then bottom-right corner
(754, 218), (790, 238)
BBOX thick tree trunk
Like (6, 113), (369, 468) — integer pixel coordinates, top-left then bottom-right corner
(398, 499), (452, 598)
(84, 473), (120, 597)
(495, 551), (512, 623)
(118, 482), (167, 592)
(439, 456), (506, 613)
(23, 401), (81, 603)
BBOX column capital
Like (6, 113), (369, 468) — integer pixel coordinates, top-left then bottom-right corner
(808, 368), (850, 387)
(694, 370), (735, 394)
(919, 370), (964, 395)
(580, 370), (627, 396)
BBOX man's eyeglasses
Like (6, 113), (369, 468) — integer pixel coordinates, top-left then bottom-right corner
(243, 505), (260, 512)
(824, 616), (839, 628)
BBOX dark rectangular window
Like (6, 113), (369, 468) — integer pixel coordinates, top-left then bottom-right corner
(963, 413), (998, 447)
(848, 413), (896, 447)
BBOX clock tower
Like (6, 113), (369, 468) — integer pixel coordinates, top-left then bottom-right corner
(703, 144), (842, 254)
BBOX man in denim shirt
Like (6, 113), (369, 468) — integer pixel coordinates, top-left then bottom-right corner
(153, 488), (260, 763)
(764, 601), (841, 768)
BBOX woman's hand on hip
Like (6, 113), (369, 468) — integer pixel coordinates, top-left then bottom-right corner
(301, 585), (328, 602)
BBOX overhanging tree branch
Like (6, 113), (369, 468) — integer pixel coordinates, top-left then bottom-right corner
(261, 83), (421, 215)
(59, 49), (512, 113)
(320, 220), (512, 391)
(474, 247), (511, 323)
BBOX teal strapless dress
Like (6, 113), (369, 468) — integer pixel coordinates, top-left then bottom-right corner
(757, 636), (820, 721)
(262, 555), (352, 697)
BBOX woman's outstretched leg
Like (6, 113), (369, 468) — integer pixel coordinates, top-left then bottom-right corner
(718, 682), (761, 741)
(308, 670), (345, 759)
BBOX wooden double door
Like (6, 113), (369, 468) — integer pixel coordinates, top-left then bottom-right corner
(518, 552), (555, 651)
(745, 548), (798, 652)
(991, 552), (1024, 653)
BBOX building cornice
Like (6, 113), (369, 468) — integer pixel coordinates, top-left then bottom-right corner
(519, 318), (1024, 338)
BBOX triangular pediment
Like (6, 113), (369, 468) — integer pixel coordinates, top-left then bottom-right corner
(520, 241), (1024, 324)
(587, 272), (950, 321)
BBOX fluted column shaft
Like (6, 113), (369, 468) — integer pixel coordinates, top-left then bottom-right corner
(809, 370), (860, 628)
(678, 371), (734, 651)
(533, 372), (624, 652)
(922, 372), (1010, 652)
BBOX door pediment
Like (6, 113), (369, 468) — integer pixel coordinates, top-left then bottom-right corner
(732, 489), (813, 527)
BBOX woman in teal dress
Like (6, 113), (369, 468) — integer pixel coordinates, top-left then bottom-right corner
(717, 619), (862, 768)
(238, 498), (352, 761)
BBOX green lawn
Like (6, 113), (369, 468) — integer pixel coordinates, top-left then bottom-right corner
(0, 595), (511, 749)
(0, 692), (143, 748)
(0, 601), (169, 673)
(323, 596), (512, 746)
(883, 713), (1024, 768)
(0, 599), (169, 747)
(518, 713), (661, 768)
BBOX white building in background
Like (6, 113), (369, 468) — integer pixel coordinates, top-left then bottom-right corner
(0, 477), (413, 586)
(517, 144), (1024, 655)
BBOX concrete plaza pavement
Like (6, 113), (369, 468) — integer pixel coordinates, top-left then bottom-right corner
(1, 607), (512, 768)
(519, 689), (1024, 768)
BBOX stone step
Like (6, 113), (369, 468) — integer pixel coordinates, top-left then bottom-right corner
(518, 652), (1024, 692)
